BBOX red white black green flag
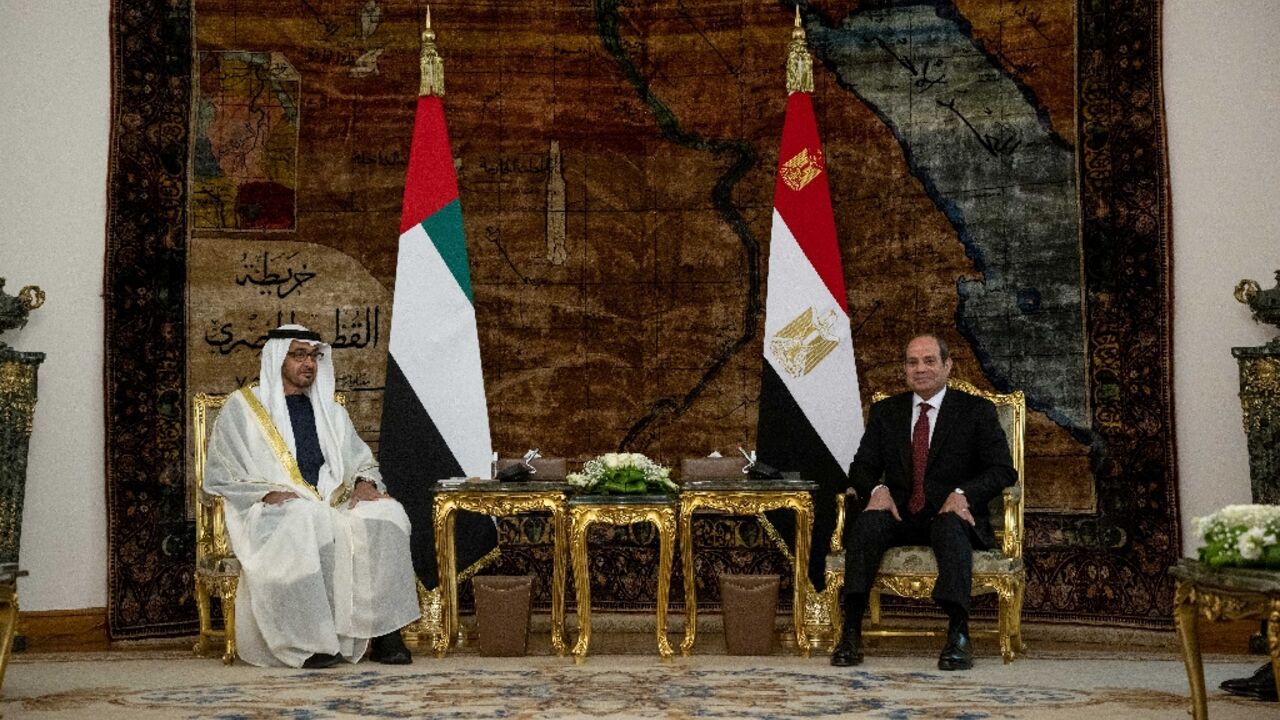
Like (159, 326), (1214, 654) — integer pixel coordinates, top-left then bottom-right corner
(378, 17), (495, 588)
(756, 13), (863, 589)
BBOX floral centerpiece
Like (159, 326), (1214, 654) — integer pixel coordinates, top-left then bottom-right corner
(1193, 504), (1280, 568)
(567, 452), (678, 495)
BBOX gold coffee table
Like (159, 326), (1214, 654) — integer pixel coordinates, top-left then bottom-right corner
(678, 478), (815, 655)
(568, 494), (678, 661)
(1169, 558), (1280, 720)
(432, 480), (570, 657)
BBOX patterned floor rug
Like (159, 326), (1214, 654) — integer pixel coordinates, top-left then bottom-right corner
(2, 647), (1269, 719)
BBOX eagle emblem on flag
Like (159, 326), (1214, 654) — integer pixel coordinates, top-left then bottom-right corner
(780, 147), (825, 192)
(768, 306), (841, 378)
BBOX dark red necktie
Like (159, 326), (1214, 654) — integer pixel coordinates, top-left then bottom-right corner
(909, 402), (932, 514)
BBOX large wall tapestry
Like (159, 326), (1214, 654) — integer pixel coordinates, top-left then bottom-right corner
(106, 0), (1176, 637)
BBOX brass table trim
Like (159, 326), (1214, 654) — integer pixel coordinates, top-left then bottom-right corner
(432, 488), (569, 657)
(569, 500), (677, 662)
(678, 489), (813, 656)
(1171, 568), (1280, 720)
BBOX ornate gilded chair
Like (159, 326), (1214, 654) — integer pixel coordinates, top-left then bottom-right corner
(191, 390), (345, 664)
(823, 379), (1026, 662)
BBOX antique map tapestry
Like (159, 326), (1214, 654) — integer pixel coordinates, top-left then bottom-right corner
(106, 0), (1175, 637)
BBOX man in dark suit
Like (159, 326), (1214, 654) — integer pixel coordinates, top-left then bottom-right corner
(831, 334), (1016, 670)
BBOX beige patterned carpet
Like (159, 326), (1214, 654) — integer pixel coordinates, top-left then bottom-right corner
(1, 637), (1271, 719)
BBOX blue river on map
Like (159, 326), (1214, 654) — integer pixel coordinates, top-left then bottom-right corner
(806, 2), (1087, 434)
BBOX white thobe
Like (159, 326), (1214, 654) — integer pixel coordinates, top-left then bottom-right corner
(204, 387), (420, 667)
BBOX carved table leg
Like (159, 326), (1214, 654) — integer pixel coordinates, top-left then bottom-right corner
(550, 502), (568, 656)
(432, 505), (458, 658)
(792, 503), (811, 657)
(678, 502), (698, 655)
(1269, 600), (1280, 705)
(0, 587), (19, 689)
(571, 511), (593, 663)
(1173, 580), (1207, 720)
(654, 509), (675, 659)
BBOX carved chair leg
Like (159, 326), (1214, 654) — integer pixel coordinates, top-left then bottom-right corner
(996, 583), (1015, 663)
(219, 577), (239, 665)
(869, 589), (881, 626)
(824, 571), (844, 653)
(193, 577), (212, 657)
(1011, 579), (1026, 654)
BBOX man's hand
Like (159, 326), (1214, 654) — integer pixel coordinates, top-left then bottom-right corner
(940, 490), (975, 526)
(863, 485), (900, 521)
(348, 479), (388, 508)
(262, 490), (299, 505)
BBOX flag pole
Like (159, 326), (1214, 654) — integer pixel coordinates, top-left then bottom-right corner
(756, 2), (863, 628)
(386, 7), (499, 651)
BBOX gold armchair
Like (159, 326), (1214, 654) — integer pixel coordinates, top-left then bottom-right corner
(823, 379), (1026, 662)
(191, 390), (345, 664)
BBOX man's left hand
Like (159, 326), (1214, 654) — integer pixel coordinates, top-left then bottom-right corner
(348, 479), (388, 508)
(939, 491), (975, 526)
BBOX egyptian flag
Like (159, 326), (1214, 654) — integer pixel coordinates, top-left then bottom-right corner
(379, 67), (496, 588)
(756, 89), (864, 590)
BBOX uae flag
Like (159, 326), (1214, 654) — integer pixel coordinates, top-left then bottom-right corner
(756, 88), (864, 590)
(378, 41), (495, 589)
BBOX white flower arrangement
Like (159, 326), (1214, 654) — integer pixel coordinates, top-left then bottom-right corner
(566, 452), (678, 495)
(1193, 504), (1280, 568)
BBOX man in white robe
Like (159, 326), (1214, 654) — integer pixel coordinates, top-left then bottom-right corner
(204, 324), (420, 668)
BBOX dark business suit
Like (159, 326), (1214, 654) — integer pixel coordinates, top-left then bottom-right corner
(843, 387), (1015, 610)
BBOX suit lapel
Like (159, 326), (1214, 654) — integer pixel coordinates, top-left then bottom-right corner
(894, 393), (914, 474)
(927, 390), (959, 467)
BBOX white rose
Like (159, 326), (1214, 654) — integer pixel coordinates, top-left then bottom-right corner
(1238, 527), (1266, 560)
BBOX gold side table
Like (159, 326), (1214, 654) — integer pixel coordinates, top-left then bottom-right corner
(0, 564), (26, 693)
(432, 481), (570, 657)
(678, 479), (815, 656)
(1169, 558), (1280, 720)
(569, 494), (677, 662)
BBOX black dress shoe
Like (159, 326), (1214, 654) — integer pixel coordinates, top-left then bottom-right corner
(370, 630), (413, 665)
(830, 635), (864, 667)
(302, 652), (342, 669)
(937, 629), (973, 671)
(1220, 662), (1278, 701)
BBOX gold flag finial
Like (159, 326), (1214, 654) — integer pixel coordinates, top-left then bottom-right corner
(419, 6), (445, 96)
(786, 4), (814, 94)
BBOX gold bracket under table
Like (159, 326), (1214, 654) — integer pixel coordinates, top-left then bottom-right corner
(569, 495), (678, 662)
(678, 481), (814, 656)
(1169, 558), (1280, 720)
(432, 482), (570, 657)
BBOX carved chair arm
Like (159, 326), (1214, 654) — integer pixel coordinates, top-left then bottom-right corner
(831, 490), (856, 554)
(832, 485), (1022, 559)
(1000, 485), (1023, 559)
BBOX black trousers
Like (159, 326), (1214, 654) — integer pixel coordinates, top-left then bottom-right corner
(843, 509), (977, 611)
